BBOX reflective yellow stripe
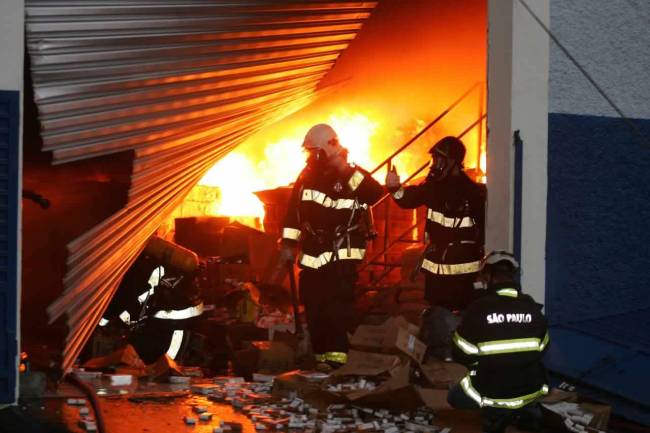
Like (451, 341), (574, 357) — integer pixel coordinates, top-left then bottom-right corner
(282, 227), (301, 241)
(484, 384), (549, 409)
(153, 303), (204, 320)
(392, 187), (405, 200)
(325, 352), (348, 364)
(478, 337), (545, 355)
(348, 170), (365, 191)
(427, 209), (475, 228)
(119, 310), (131, 324)
(496, 288), (519, 297)
(299, 248), (366, 269)
(461, 374), (548, 409)
(421, 259), (480, 275)
(301, 189), (367, 210)
(539, 332), (550, 350)
(453, 331), (480, 355)
(460, 376), (483, 405)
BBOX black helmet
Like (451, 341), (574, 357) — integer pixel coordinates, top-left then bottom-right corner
(429, 136), (466, 163)
(427, 136), (466, 180)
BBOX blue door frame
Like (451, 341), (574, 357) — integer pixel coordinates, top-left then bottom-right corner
(0, 90), (19, 404)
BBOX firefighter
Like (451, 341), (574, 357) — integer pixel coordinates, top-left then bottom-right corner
(385, 136), (486, 359)
(279, 123), (384, 367)
(448, 251), (549, 433)
(99, 237), (204, 364)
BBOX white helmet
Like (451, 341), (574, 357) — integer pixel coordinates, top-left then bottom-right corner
(479, 250), (520, 272)
(303, 124), (339, 152)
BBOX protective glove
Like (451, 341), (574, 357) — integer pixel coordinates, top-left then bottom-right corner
(385, 165), (401, 192)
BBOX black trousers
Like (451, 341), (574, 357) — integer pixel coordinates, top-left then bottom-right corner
(299, 261), (357, 355)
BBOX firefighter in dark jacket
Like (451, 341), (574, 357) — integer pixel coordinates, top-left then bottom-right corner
(448, 251), (549, 433)
(386, 136), (486, 310)
(386, 136), (485, 359)
(279, 123), (384, 366)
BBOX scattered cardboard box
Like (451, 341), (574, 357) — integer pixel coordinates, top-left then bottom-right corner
(349, 316), (426, 363)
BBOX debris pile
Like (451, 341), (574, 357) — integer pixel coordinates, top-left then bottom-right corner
(184, 375), (442, 433)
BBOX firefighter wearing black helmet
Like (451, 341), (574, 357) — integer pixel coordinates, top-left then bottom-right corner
(386, 136), (486, 311)
(447, 251), (549, 433)
(279, 124), (384, 367)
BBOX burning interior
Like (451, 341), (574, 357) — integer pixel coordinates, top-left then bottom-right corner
(21, 0), (488, 407)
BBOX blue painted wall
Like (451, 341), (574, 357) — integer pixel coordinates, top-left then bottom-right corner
(546, 112), (650, 424)
(0, 90), (20, 404)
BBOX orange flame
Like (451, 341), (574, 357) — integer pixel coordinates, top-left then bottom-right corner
(199, 110), (384, 219)
(196, 108), (486, 222)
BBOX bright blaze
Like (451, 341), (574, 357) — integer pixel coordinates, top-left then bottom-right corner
(200, 152), (265, 217)
(194, 108), (487, 222)
(199, 111), (381, 219)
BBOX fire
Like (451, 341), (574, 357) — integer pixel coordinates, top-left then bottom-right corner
(199, 110), (382, 220)
(199, 153), (265, 217)
(195, 108), (487, 224)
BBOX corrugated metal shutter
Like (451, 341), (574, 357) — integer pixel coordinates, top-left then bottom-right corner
(25, 0), (377, 370)
(0, 91), (20, 403)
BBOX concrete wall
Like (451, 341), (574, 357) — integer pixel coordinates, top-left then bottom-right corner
(549, 0), (650, 118)
(545, 0), (650, 422)
(546, 0), (650, 333)
(0, 0), (24, 406)
(487, 0), (549, 305)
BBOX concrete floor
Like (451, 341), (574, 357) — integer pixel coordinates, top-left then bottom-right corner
(8, 379), (486, 433)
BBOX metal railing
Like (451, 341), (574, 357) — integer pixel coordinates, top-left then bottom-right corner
(362, 83), (486, 287)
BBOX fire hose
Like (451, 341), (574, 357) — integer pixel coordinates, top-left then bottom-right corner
(65, 373), (107, 433)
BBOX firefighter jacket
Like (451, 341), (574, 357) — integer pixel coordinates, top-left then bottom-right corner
(392, 172), (486, 277)
(452, 284), (550, 409)
(281, 163), (384, 269)
(150, 269), (204, 321)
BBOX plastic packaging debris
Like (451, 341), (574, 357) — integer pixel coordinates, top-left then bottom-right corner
(79, 420), (97, 432)
(193, 405), (208, 413)
(199, 412), (213, 421)
(169, 375), (191, 384)
(185, 372), (441, 433)
(106, 374), (133, 386)
(252, 373), (276, 383)
(72, 370), (102, 381)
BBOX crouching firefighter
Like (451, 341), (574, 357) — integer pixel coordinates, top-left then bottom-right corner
(101, 236), (204, 364)
(448, 251), (550, 433)
(278, 123), (384, 367)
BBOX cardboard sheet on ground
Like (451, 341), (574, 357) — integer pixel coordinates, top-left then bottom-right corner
(349, 316), (426, 363)
(272, 370), (344, 410)
(330, 350), (401, 377)
(324, 356), (429, 410)
(541, 398), (611, 432)
(418, 359), (467, 388)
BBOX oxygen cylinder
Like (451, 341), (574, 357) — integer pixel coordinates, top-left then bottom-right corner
(144, 236), (199, 273)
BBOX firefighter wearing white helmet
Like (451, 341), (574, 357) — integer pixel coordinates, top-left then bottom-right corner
(279, 123), (383, 368)
(447, 250), (550, 433)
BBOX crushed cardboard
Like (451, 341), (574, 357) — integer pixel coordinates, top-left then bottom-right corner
(541, 390), (611, 432)
(349, 316), (426, 363)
